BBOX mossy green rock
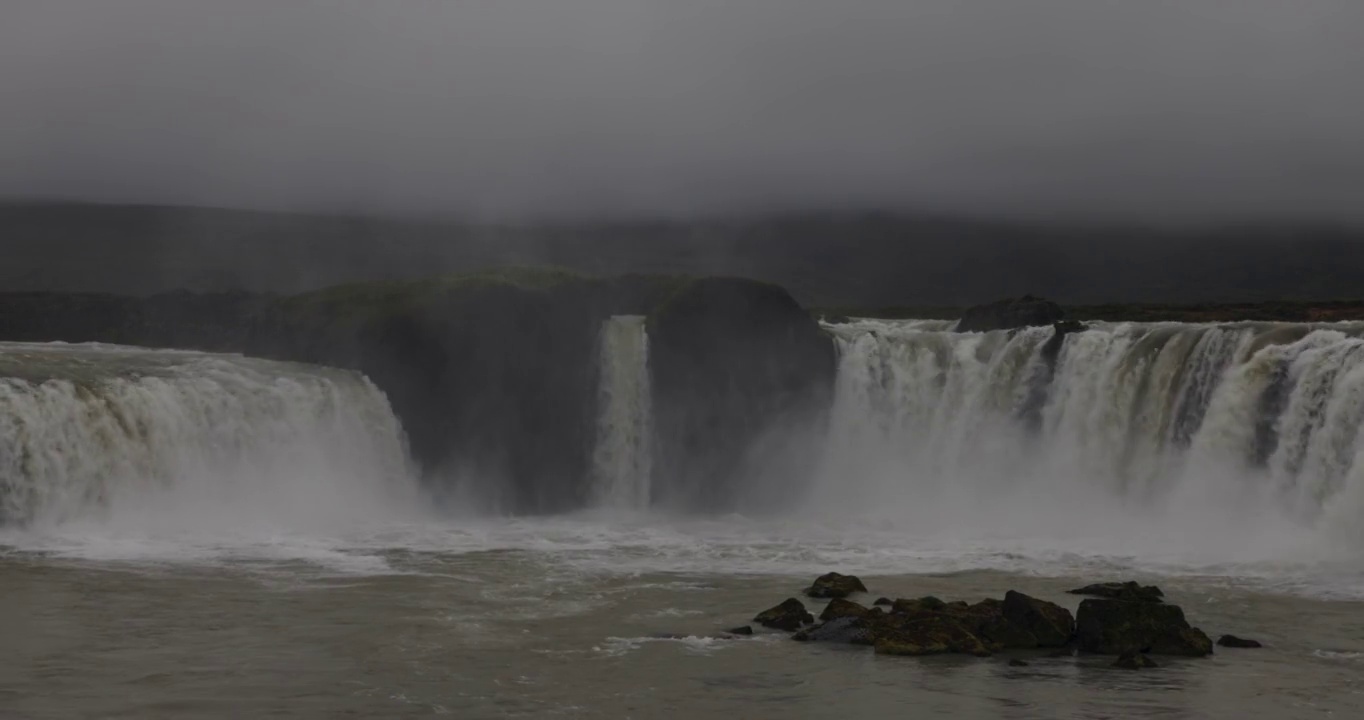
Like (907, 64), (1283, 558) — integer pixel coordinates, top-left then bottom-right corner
(793, 616), (873, 644)
(1113, 651), (1160, 669)
(872, 615), (993, 657)
(1075, 599), (1212, 656)
(890, 596), (948, 615)
(806, 572), (869, 599)
(1002, 590), (1075, 647)
(754, 598), (815, 631)
(1067, 581), (1164, 603)
(819, 598), (871, 622)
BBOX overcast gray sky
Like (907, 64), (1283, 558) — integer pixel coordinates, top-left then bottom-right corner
(2, 0), (1361, 222)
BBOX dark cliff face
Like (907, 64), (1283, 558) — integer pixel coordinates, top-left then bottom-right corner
(956, 296), (1065, 333)
(0, 271), (836, 515)
(243, 270), (682, 513)
(647, 278), (837, 511)
(0, 291), (265, 350)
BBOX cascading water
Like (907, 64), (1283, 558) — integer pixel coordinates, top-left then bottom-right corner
(0, 342), (416, 530)
(589, 316), (653, 510)
(816, 319), (1364, 562)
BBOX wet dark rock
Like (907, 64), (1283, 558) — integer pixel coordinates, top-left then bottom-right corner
(806, 572), (869, 599)
(873, 597), (893, 607)
(1113, 651), (1159, 669)
(1217, 634), (1263, 649)
(1067, 581), (1165, 603)
(1008, 658), (1030, 667)
(819, 598), (871, 622)
(793, 617), (872, 644)
(1075, 599), (1213, 656)
(1040, 320), (1087, 363)
(1002, 590), (1076, 647)
(649, 277), (837, 511)
(754, 598), (815, 631)
(726, 625), (754, 636)
(956, 295), (1065, 333)
(872, 614), (993, 657)
(890, 596), (947, 615)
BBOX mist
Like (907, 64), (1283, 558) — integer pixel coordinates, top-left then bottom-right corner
(3, 0), (1362, 222)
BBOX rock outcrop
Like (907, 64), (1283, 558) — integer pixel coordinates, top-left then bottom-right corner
(793, 616), (871, 644)
(1217, 634), (1263, 648)
(773, 584), (1076, 659)
(0, 270), (838, 515)
(1113, 651), (1160, 669)
(1067, 581), (1165, 603)
(1001, 590), (1076, 647)
(751, 578), (1237, 666)
(1075, 599), (1213, 656)
(648, 277), (836, 510)
(754, 598), (815, 631)
(956, 295), (1065, 333)
(873, 615), (993, 657)
(819, 598), (872, 621)
(806, 572), (869, 599)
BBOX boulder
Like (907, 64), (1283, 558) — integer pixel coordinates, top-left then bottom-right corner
(819, 598), (872, 622)
(1113, 651), (1159, 669)
(1067, 581), (1164, 603)
(873, 597), (893, 607)
(1217, 634), (1263, 649)
(1008, 658), (1030, 667)
(890, 596), (948, 615)
(956, 295), (1065, 333)
(648, 277), (837, 510)
(806, 572), (869, 599)
(873, 615), (993, 657)
(1001, 590), (1076, 647)
(754, 598), (815, 631)
(727, 625), (754, 636)
(793, 617), (873, 644)
(1075, 599), (1213, 656)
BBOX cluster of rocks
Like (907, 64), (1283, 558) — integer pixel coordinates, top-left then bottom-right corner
(749, 574), (1262, 670)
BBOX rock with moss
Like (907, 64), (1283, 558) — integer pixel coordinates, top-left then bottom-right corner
(1113, 651), (1160, 669)
(793, 617), (873, 644)
(889, 596), (948, 615)
(1075, 599), (1212, 656)
(884, 595), (1068, 651)
(872, 615), (993, 657)
(1217, 634), (1262, 648)
(806, 572), (869, 599)
(819, 598), (872, 622)
(1001, 590), (1075, 647)
(1067, 581), (1164, 603)
(754, 598), (815, 631)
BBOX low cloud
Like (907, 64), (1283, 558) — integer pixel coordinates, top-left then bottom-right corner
(2, 0), (1361, 222)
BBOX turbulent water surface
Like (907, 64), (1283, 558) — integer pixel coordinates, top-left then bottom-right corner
(4, 329), (1364, 718)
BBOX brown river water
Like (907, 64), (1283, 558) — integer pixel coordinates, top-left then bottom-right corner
(3, 517), (1363, 720)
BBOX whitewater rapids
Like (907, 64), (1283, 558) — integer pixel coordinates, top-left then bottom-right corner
(0, 342), (418, 540)
(813, 319), (1364, 573)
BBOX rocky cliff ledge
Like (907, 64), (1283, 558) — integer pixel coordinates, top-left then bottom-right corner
(0, 269), (835, 513)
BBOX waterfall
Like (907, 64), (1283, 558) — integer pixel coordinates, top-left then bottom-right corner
(0, 342), (415, 527)
(589, 316), (653, 510)
(817, 319), (1364, 543)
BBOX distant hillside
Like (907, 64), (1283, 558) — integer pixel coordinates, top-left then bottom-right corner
(3, 201), (1362, 305)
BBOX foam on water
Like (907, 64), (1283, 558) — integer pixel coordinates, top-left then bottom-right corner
(8, 321), (1364, 601)
(0, 342), (427, 573)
